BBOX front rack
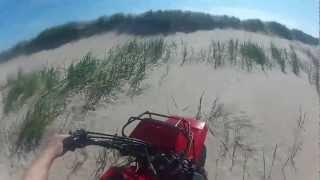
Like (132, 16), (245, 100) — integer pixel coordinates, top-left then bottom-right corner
(121, 111), (193, 156)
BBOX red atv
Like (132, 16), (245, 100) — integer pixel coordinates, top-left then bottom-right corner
(63, 111), (208, 180)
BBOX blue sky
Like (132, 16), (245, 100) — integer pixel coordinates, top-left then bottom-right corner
(0, 0), (318, 51)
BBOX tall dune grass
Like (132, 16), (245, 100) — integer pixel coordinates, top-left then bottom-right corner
(4, 38), (168, 152)
(3, 68), (59, 114)
(240, 42), (267, 71)
(4, 37), (313, 152)
(270, 43), (286, 73)
(290, 46), (300, 76)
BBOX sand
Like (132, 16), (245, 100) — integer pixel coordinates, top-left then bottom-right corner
(0, 29), (319, 180)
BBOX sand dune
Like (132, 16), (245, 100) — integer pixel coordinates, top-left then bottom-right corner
(0, 29), (319, 180)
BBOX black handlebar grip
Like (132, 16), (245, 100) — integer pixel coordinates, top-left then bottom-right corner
(63, 136), (77, 152)
(62, 129), (88, 152)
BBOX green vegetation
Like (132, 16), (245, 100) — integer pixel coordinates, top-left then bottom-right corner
(291, 29), (319, 46)
(180, 41), (189, 66)
(303, 49), (320, 94)
(205, 98), (255, 173)
(290, 47), (300, 76)
(240, 42), (267, 71)
(179, 38), (305, 77)
(210, 41), (226, 69)
(265, 22), (292, 40)
(241, 19), (266, 32)
(270, 43), (286, 73)
(17, 90), (65, 150)
(4, 36), (310, 152)
(3, 68), (59, 114)
(191, 39), (305, 75)
(5, 38), (167, 151)
(0, 10), (317, 62)
(66, 53), (100, 90)
(228, 39), (239, 65)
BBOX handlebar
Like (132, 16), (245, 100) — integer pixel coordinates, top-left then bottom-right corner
(63, 129), (151, 158)
(63, 129), (196, 177)
(63, 129), (160, 175)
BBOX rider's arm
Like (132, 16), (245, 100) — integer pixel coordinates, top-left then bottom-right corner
(23, 134), (68, 180)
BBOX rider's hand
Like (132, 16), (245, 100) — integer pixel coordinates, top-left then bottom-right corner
(43, 134), (69, 160)
(23, 134), (69, 180)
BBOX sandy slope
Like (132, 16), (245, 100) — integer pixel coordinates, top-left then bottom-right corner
(0, 29), (319, 180)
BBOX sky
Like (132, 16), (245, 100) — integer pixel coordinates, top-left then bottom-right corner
(0, 0), (318, 51)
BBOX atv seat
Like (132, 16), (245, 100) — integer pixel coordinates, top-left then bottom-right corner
(129, 118), (189, 154)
